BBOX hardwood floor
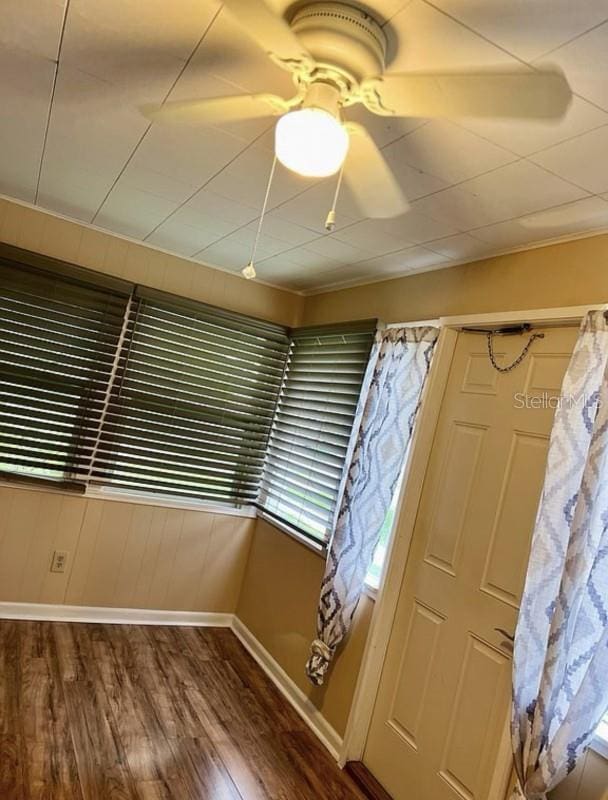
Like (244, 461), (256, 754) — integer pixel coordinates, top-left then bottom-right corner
(345, 763), (393, 800)
(0, 620), (365, 800)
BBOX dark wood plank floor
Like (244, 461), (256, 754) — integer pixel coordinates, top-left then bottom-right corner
(0, 620), (365, 800)
(345, 763), (393, 800)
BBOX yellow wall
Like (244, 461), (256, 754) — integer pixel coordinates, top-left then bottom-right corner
(0, 485), (254, 612)
(303, 234), (608, 325)
(0, 197), (304, 327)
(236, 518), (373, 737)
(552, 749), (608, 800)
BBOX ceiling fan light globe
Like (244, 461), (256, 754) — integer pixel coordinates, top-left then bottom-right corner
(275, 108), (349, 178)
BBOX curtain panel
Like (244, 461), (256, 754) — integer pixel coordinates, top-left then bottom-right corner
(305, 325), (439, 686)
(511, 310), (608, 799)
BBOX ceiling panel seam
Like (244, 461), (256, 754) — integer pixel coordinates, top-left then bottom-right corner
(531, 18), (608, 63)
(141, 121), (277, 241)
(90, 4), (223, 224)
(187, 123), (445, 260)
(380, 0), (415, 29)
(420, 0), (532, 68)
(200, 186), (605, 274)
(191, 151), (582, 264)
(34, 0), (71, 205)
(449, 116), (608, 160)
(305, 195), (608, 278)
(422, 0), (608, 115)
(521, 158), (598, 195)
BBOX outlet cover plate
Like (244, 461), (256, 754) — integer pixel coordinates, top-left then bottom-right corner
(50, 550), (69, 573)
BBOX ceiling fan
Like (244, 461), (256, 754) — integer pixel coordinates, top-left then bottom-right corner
(144, 0), (572, 220)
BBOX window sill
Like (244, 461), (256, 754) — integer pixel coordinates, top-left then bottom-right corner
(85, 487), (257, 517)
(0, 478), (256, 519)
(0, 472), (85, 494)
(363, 581), (378, 601)
(256, 511), (327, 557)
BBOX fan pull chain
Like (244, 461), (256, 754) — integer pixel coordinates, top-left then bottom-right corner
(325, 163), (345, 232)
(242, 154), (278, 280)
(487, 330), (544, 372)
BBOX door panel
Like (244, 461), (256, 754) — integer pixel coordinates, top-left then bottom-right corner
(480, 431), (548, 608)
(389, 601), (444, 751)
(364, 327), (578, 800)
(439, 634), (509, 800)
(424, 422), (486, 576)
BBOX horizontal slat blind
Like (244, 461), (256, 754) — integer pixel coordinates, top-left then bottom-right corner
(0, 245), (376, 525)
(89, 288), (290, 504)
(259, 321), (376, 542)
(0, 258), (130, 481)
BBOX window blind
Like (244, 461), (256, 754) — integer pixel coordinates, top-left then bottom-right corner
(0, 245), (375, 531)
(88, 287), (291, 504)
(0, 255), (130, 483)
(259, 320), (376, 543)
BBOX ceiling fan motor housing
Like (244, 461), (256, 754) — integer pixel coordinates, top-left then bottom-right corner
(290, 2), (387, 84)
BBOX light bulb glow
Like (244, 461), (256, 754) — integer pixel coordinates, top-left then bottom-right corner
(275, 108), (349, 178)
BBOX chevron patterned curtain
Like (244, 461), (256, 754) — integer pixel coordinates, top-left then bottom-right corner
(512, 310), (608, 799)
(305, 326), (439, 687)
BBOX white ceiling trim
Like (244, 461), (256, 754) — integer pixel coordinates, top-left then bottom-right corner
(3, 191), (608, 301)
(301, 223), (608, 295)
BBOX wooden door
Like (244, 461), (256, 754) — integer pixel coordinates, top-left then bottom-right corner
(364, 326), (578, 800)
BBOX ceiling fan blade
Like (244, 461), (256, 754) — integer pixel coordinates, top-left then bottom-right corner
(344, 123), (409, 219)
(142, 93), (289, 124)
(220, 0), (312, 70)
(361, 68), (572, 120)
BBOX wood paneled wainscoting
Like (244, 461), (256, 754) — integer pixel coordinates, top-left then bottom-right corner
(0, 619), (365, 800)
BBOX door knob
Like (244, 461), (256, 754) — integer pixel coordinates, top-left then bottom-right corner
(495, 627), (515, 655)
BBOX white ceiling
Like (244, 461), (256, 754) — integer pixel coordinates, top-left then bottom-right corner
(3, 0), (608, 293)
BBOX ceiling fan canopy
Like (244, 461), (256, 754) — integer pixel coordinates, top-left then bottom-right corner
(143, 0), (573, 220)
(288, 2), (388, 85)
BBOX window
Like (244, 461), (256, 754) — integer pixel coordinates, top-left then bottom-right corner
(0, 246), (374, 539)
(0, 250), (130, 484)
(88, 287), (290, 505)
(366, 495), (398, 589)
(365, 445), (410, 590)
(258, 321), (376, 543)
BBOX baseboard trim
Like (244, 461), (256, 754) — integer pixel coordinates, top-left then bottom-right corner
(0, 601), (234, 627)
(231, 616), (343, 761)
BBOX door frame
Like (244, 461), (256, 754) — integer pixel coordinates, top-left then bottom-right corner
(340, 303), (607, 797)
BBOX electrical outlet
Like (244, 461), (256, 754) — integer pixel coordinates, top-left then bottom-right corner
(50, 550), (69, 573)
